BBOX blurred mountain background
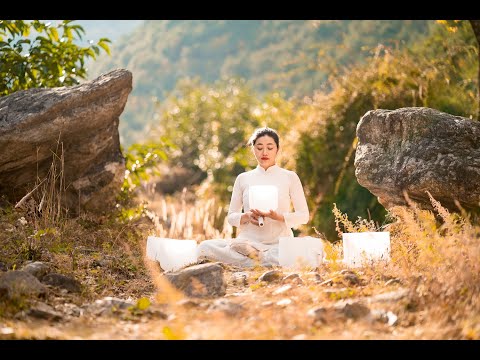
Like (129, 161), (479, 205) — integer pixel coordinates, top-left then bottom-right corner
(82, 20), (433, 145)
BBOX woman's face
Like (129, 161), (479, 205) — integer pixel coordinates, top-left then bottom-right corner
(252, 135), (278, 168)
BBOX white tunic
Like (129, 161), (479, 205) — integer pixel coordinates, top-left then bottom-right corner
(227, 164), (309, 249)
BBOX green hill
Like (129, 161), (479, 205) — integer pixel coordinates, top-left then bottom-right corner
(87, 20), (434, 145)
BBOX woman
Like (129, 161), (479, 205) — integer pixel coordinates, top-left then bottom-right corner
(197, 127), (309, 267)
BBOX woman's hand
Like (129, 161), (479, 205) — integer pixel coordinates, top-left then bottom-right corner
(240, 211), (260, 226)
(251, 209), (285, 222)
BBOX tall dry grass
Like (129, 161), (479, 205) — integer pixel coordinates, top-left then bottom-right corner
(141, 188), (233, 241)
(332, 192), (480, 338)
(387, 192), (480, 338)
(14, 140), (67, 229)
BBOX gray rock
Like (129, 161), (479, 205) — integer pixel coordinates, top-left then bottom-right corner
(41, 273), (82, 293)
(355, 107), (480, 212)
(165, 262), (226, 298)
(342, 272), (361, 286)
(231, 272), (248, 286)
(54, 303), (84, 317)
(0, 69), (132, 214)
(85, 296), (134, 316)
(0, 270), (48, 299)
(90, 258), (113, 268)
(258, 269), (283, 283)
(28, 301), (63, 321)
(308, 300), (371, 323)
(20, 261), (50, 280)
(334, 301), (371, 320)
(282, 273), (304, 285)
(145, 306), (168, 319)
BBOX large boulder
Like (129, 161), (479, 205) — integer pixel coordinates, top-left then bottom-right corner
(355, 107), (480, 212)
(0, 69), (131, 214)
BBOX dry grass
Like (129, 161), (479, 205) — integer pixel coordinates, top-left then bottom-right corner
(139, 188), (233, 241)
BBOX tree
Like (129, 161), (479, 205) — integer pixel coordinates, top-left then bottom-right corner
(468, 20), (480, 118)
(0, 20), (111, 96)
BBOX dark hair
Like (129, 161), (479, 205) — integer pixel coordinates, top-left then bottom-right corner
(247, 127), (280, 148)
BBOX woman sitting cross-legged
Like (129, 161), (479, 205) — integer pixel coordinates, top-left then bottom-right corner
(197, 127), (309, 267)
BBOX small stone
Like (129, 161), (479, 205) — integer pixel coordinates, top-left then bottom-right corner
(258, 270), (283, 282)
(0, 327), (14, 335)
(272, 285), (292, 295)
(231, 272), (248, 286)
(276, 298), (292, 307)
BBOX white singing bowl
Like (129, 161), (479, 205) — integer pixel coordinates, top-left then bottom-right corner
(249, 185), (278, 227)
(146, 236), (198, 272)
(279, 236), (324, 269)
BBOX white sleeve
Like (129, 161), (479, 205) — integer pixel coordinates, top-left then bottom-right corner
(227, 175), (243, 227)
(282, 171), (309, 229)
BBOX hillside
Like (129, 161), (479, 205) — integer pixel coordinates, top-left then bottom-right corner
(87, 20), (434, 145)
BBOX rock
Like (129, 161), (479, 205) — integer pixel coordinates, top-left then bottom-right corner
(90, 257), (114, 268)
(282, 273), (304, 285)
(85, 296), (134, 316)
(355, 107), (480, 212)
(366, 288), (410, 303)
(305, 271), (322, 283)
(164, 262), (226, 298)
(0, 270), (48, 299)
(28, 301), (63, 321)
(308, 300), (371, 323)
(231, 272), (248, 286)
(369, 309), (398, 326)
(272, 284), (292, 295)
(54, 303), (84, 317)
(145, 305), (168, 320)
(342, 272), (361, 286)
(20, 261), (50, 280)
(0, 69), (132, 214)
(176, 299), (201, 309)
(208, 299), (244, 316)
(258, 270), (283, 283)
(41, 273), (82, 293)
(276, 298), (292, 307)
(335, 301), (371, 320)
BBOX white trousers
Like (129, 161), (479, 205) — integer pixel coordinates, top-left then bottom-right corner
(197, 239), (279, 268)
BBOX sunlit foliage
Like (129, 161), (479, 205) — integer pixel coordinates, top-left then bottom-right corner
(0, 20), (110, 96)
